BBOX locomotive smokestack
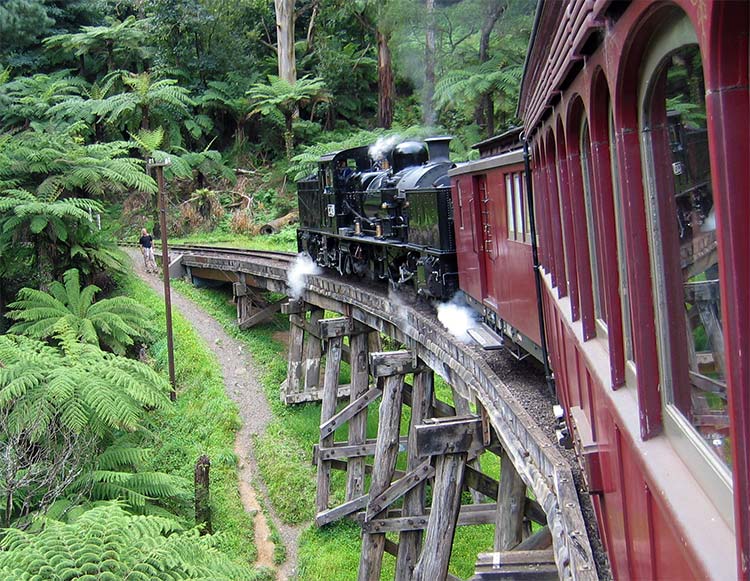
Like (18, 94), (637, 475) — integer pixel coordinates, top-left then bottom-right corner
(425, 136), (452, 162)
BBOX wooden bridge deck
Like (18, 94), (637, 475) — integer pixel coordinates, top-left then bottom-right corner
(165, 246), (598, 580)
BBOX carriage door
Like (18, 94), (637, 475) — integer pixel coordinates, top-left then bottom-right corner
(474, 174), (493, 300)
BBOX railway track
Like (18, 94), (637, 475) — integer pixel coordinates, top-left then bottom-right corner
(159, 244), (599, 580)
(169, 244), (296, 264)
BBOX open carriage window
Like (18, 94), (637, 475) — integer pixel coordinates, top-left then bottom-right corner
(640, 12), (732, 506)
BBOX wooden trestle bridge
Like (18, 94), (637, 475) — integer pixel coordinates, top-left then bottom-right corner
(165, 245), (598, 581)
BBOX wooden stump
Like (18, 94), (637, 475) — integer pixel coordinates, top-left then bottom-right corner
(195, 455), (212, 535)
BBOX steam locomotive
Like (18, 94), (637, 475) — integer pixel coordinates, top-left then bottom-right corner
(296, 137), (458, 300)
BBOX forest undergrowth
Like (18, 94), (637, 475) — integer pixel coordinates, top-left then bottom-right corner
(118, 275), (272, 580)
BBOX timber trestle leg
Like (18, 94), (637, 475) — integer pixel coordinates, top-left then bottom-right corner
(315, 316), (371, 515)
(234, 274), (284, 329)
(277, 315), (556, 580)
(280, 300), (328, 404)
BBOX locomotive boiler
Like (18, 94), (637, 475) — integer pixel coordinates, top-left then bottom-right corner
(296, 137), (458, 300)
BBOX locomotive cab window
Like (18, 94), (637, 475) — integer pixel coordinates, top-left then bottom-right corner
(639, 12), (732, 521)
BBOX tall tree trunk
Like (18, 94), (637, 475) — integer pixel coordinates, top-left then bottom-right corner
(306, 0), (319, 51)
(106, 40), (114, 73)
(141, 104), (150, 130)
(423, 0), (437, 127)
(377, 29), (394, 129)
(475, 0), (507, 137)
(274, 0), (297, 84)
(284, 113), (294, 159)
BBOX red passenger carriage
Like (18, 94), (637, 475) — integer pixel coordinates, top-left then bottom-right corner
(449, 130), (543, 361)
(511, 1), (748, 578)
(450, 0), (747, 577)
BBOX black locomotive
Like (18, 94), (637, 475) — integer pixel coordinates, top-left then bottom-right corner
(296, 137), (458, 299)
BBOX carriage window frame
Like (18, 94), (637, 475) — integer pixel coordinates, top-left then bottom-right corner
(580, 118), (605, 327)
(505, 173), (515, 239)
(638, 11), (733, 527)
(505, 172), (530, 245)
(609, 109), (635, 373)
(456, 181), (465, 230)
(514, 173), (525, 242)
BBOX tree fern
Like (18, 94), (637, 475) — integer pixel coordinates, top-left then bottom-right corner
(7, 268), (153, 355)
(0, 70), (89, 131)
(0, 503), (251, 580)
(248, 75), (329, 158)
(0, 333), (170, 437)
(67, 440), (189, 516)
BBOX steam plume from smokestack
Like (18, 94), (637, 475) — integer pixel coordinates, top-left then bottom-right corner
(369, 135), (402, 164)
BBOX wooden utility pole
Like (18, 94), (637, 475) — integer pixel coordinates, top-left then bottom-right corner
(148, 158), (176, 401)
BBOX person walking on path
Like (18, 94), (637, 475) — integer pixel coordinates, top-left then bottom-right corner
(139, 228), (158, 273)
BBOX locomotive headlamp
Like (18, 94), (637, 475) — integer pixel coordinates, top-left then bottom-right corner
(354, 221), (361, 235)
(375, 224), (383, 238)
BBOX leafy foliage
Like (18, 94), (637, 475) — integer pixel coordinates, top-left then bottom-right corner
(7, 268), (152, 354)
(0, 128), (157, 196)
(0, 503), (251, 580)
(0, 70), (88, 130)
(43, 16), (152, 75)
(71, 441), (189, 514)
(0, 332), (170, 437)
(92, 70), (195, 136)
(248, 75), (328, 158)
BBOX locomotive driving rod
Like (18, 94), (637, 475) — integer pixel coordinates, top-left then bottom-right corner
(522, 137), (555, 399)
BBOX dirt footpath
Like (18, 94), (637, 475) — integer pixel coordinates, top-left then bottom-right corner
(129, 251), (301, 580)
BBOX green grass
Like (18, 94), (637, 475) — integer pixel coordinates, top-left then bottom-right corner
(167, 279), (497, 579)
(119, 274), (273, 580)
(172, 225), (298, 252)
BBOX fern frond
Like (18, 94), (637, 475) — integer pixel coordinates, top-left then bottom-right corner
(0, 504), (249, 579)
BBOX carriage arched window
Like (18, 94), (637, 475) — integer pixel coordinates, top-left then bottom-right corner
(609, 109), (635, 364)
(580, 120), (606, 325)
(639, 11), (732, 519)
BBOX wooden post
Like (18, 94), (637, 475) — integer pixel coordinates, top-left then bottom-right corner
(303, 308), (324, 391)
(396, 368), (433, 581)
(286, 312), (306, 396)
(346, 331), (370, 500)
(412, 451), (467, 581)
(452, 388), (471, 416)
(451, 388), (487, 504)
(494, 448), (526, 551)
(358, 371), (404, 580)
(316, 332), (343, 514)
(195, 455), (212, 535)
